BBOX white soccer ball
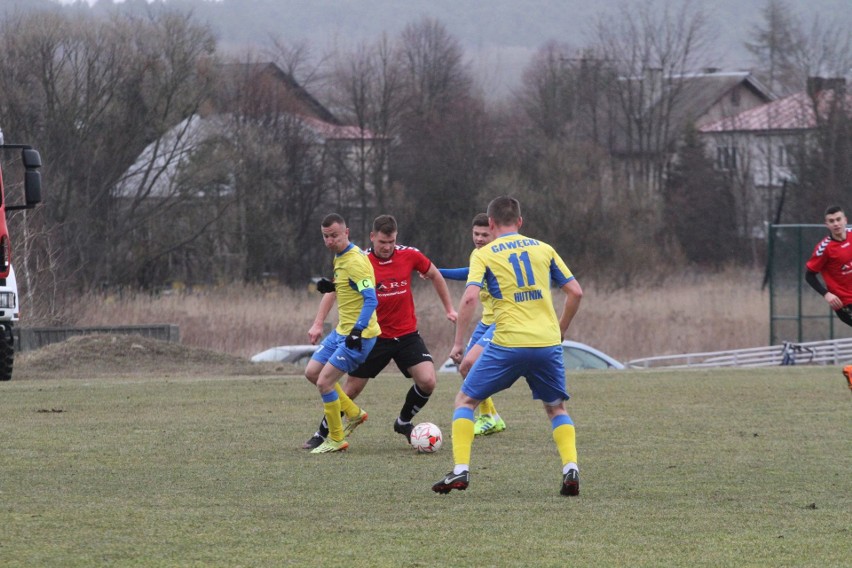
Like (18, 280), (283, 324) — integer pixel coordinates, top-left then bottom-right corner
(410, 422), (443, 453)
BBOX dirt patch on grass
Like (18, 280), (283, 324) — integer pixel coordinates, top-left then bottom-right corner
(14, 334), (296, 380)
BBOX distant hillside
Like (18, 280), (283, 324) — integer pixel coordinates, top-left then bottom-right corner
(11, 0), (852, 98)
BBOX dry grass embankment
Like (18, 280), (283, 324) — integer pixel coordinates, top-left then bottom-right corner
(67, 268), (768, 362)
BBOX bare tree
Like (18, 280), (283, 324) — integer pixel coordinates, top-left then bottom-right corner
(326, 35), (402, 240)
(590, 0), (712, 207)
(398, 17), (473, 122)
(499, 3), (715, 285)
(516, 41), (577, 141)
(391, 18), (491, 264)
(217, 56), (358, 285)
(789, 79), (852, 221)
(0, 9), (218, 294)
(783, 18), (852, 221)
(745, 0), (806, 95)
(265, 36), (335, 98)
(792, 17), (852, 85)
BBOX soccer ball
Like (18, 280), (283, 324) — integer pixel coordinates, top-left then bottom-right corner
(410, 422), (443, 453)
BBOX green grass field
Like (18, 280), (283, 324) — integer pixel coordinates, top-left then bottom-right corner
(1, 367), (849, 567)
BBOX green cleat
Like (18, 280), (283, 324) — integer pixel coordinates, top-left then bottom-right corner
(310, 438), (349, 454)
(474, 414), (507, 436)
(343, 409), (368, 437)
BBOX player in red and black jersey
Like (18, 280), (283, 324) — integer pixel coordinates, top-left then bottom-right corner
(302, 214), (458, 449)
(805, 206), (852, 327)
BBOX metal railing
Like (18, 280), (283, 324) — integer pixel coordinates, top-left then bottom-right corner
(626, 337), (852, 369)
(14, 324), (180, 352)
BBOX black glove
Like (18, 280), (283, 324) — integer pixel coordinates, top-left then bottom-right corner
(316, 278), (335, 294)
(345, 327), (363, 351)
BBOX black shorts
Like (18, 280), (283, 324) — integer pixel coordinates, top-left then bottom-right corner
(349, 331), (433, 379)
(836, 305), (852, 327)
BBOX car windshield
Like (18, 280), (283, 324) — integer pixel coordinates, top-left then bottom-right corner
(289, 353), (315, 366)
(563, 346), (610, 370)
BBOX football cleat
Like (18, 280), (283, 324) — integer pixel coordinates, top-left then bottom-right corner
(393, 419), (414, 443)
(474, 414), (507, 436)
(432, 470), (470, 494)
(561, 468), (580, 496)
(343, 409), (368, 437)
(301, 433), (325, 450)
(310, 438), (349, 454)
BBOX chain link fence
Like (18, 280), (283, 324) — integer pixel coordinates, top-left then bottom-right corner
(768, 224), (852, 345)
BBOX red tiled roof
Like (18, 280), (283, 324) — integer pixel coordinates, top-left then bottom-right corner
(300, 115), (382, 141)
(700, 90), (852, 133)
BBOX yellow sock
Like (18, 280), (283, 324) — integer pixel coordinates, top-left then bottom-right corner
(552, 422), (577, 466)
(481, 397), (497, 416)
(323, 396), (344, 441)
(335, 383), (360, 420)
(452, 409), (475, 467)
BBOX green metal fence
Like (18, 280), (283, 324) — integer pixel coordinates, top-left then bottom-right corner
(768, 224), (852, 345)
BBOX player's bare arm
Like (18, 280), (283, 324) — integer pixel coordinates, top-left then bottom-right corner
(558, 279), (583, 339)
(450, 285), (480, 363)
(308, 292), (337, 345)
(423, 263), (458, 322)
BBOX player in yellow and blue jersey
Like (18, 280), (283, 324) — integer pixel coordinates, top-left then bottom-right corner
(438, 213), (507, 436)
(303, 213), (381, 454)
(432, 196), (583, 496)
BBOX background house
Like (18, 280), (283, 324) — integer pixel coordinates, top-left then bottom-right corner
(699, 77), (851, 239)
(598, 68), (774, 211)
(113, 62), (388, 287)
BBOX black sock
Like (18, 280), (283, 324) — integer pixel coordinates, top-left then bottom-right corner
(317, 417), (329, 438)
(399, 384), (430, 422)
(316, 411), (344, 439)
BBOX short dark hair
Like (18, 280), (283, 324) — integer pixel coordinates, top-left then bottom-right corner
(472, 213), (489, 227)
(372, 214), (397, 235)
(321, 213), (346, 228)
(825, 205), (844, 217)
(486, 196), (521, 226)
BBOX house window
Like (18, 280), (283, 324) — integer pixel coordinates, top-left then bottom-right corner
(777, 144), (796, 168)
(716, 146), (738, 170)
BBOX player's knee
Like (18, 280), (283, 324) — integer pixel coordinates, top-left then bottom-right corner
(315, 373), (338, 395)
(304, 363), (321, 385)
(411, 365), (436, 393)
(414, 374), (436, 394)
(455, 390), (479, 410)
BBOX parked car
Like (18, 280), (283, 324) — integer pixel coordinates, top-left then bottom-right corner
(250, 344), (319, 366)
(560, 340), (625, 370)
(438, 340), (624, 373)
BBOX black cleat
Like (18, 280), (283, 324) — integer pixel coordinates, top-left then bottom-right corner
(393, 420), (414, 443)
(432, 470), (470, 494)
(301, 433), (325, 450)
(561, 468), (580, 496)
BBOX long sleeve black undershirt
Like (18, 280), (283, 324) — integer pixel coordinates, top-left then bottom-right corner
(805, 269), (828, 297)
